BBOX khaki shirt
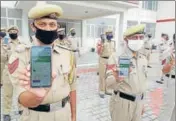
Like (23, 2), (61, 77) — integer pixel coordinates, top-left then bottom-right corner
(67, 36), (79, 50)
(8, 43), (76, 105)
(144, 39), (152, 49)
(114, 49), (148, 94)
(55, 39), (71, 48)
(100, 40), (116, 57)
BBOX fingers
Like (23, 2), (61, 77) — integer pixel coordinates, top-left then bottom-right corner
(18, 74), (30, 81)
(52, 72), (57, 79)
(27, 65), (30, 71)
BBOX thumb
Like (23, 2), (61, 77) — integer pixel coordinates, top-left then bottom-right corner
(52, 72), (57, 80)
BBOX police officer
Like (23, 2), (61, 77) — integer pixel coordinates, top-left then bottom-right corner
(144, 33), (152, 68)
(158, 34), (175, 121)
(8, 3), (76, 121)
(98, 29), (116, 98)
(109, 25), (148, 121)
(96, 33), (106, 75)
(0, 28), (7, 87)
(2, 26), (22, 121)
(67, 28), (81, 78)
(157, 33), (170, 83)
(67, 28), (80, 57)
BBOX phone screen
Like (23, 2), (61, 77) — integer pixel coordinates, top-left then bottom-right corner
(31, 46), (52, 88)
(119, 58), (130, 77)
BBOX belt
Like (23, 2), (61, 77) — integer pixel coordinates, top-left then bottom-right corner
(165, 74), (175, 79)
(28, 96), (70, 112)
(101, 56), (109, 59)
(72, 50), (78, 52)
(114, 91), (144, 102)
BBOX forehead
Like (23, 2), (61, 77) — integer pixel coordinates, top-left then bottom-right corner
(9, 29), (18, 33)
(35, 18), (57, 23)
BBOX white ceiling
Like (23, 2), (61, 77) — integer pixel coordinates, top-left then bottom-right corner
(15, 1), (137, 20)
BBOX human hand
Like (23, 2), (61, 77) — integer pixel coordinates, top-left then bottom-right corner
(18, 65), (56, 98)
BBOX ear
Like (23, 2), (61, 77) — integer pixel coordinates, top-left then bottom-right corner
(30, 23), (36, 32)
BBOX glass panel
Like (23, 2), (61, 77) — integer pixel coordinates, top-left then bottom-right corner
(91, 25), (94, 38)
(8, 8), (22, 18)
(8, 19), (15, 26)
(86, 24), (91, 37)
(16, 19), (22, 35)
(1, 18), (7, 28)
(1, 8), (6, 17)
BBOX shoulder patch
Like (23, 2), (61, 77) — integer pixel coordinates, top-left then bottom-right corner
(8, 58), (19, 74)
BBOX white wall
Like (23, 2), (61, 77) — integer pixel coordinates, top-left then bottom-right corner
(127, 8), (157, 23)
(155, 1), (175, 41)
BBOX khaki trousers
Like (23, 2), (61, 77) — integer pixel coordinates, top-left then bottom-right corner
(109, 93), (143, 121)
(98, 57), (108, 93)
(2, 67), (13, 115)
(20, 103), (71, 121)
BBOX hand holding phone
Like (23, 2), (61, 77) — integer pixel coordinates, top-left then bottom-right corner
(18, 64), (56, 98)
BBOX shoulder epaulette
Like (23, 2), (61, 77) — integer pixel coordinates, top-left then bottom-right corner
(56, 44), (74, 52)
(15, 43), (31, 53)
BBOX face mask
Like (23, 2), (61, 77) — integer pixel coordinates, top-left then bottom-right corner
(9, 33), (18, 40)
(106, 35), (113, 40)
(0, 32), (6, 38)
(128, 40), (144, 52)
(58, 34), (65, 40)
(71, 33), (76, 36)
(35, 27), (58, 44)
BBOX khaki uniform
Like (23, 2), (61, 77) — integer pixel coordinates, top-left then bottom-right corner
(158, 50), (175, 121)
(2, 39), (21, 115)
(55, 39), (71, 48)
(109, 48), (148, 121)
(1, 42), (9, 85)
(99, 40), (116, 94)
(8, 42), (76, 121)
(143, 38), (152, 65)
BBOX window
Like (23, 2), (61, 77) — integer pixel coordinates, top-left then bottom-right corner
(16, 20), (22, 35)
(87, 24), (91, 37)
(8, 19), (15, 26)
(1, 18), (7, 28)
(8, 8), (22, 18)
(1, 8), (6, 17)
(142, 1), (158, 11)
(141, 22), (156, 37)
(127, 21), (138, 28)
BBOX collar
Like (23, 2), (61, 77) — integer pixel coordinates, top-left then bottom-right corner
(125, 48), (139, 59)
(10, 39), (20, 44)
(31, 38), (61, 54)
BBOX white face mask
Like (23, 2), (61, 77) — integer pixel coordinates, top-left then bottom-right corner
(128, 40), (144, 51)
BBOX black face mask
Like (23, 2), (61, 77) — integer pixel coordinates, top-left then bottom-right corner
(58, 34), (65, 40)
(71, 33), (76, 36)
(0, 32), (6, 38)
(9, 33), (18, 40)
(35, 27), (58, 44)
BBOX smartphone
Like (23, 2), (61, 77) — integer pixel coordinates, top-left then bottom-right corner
(118, 57), (130, 77)
(30, 46), (52, 88)
(3, 37), (9, 44)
